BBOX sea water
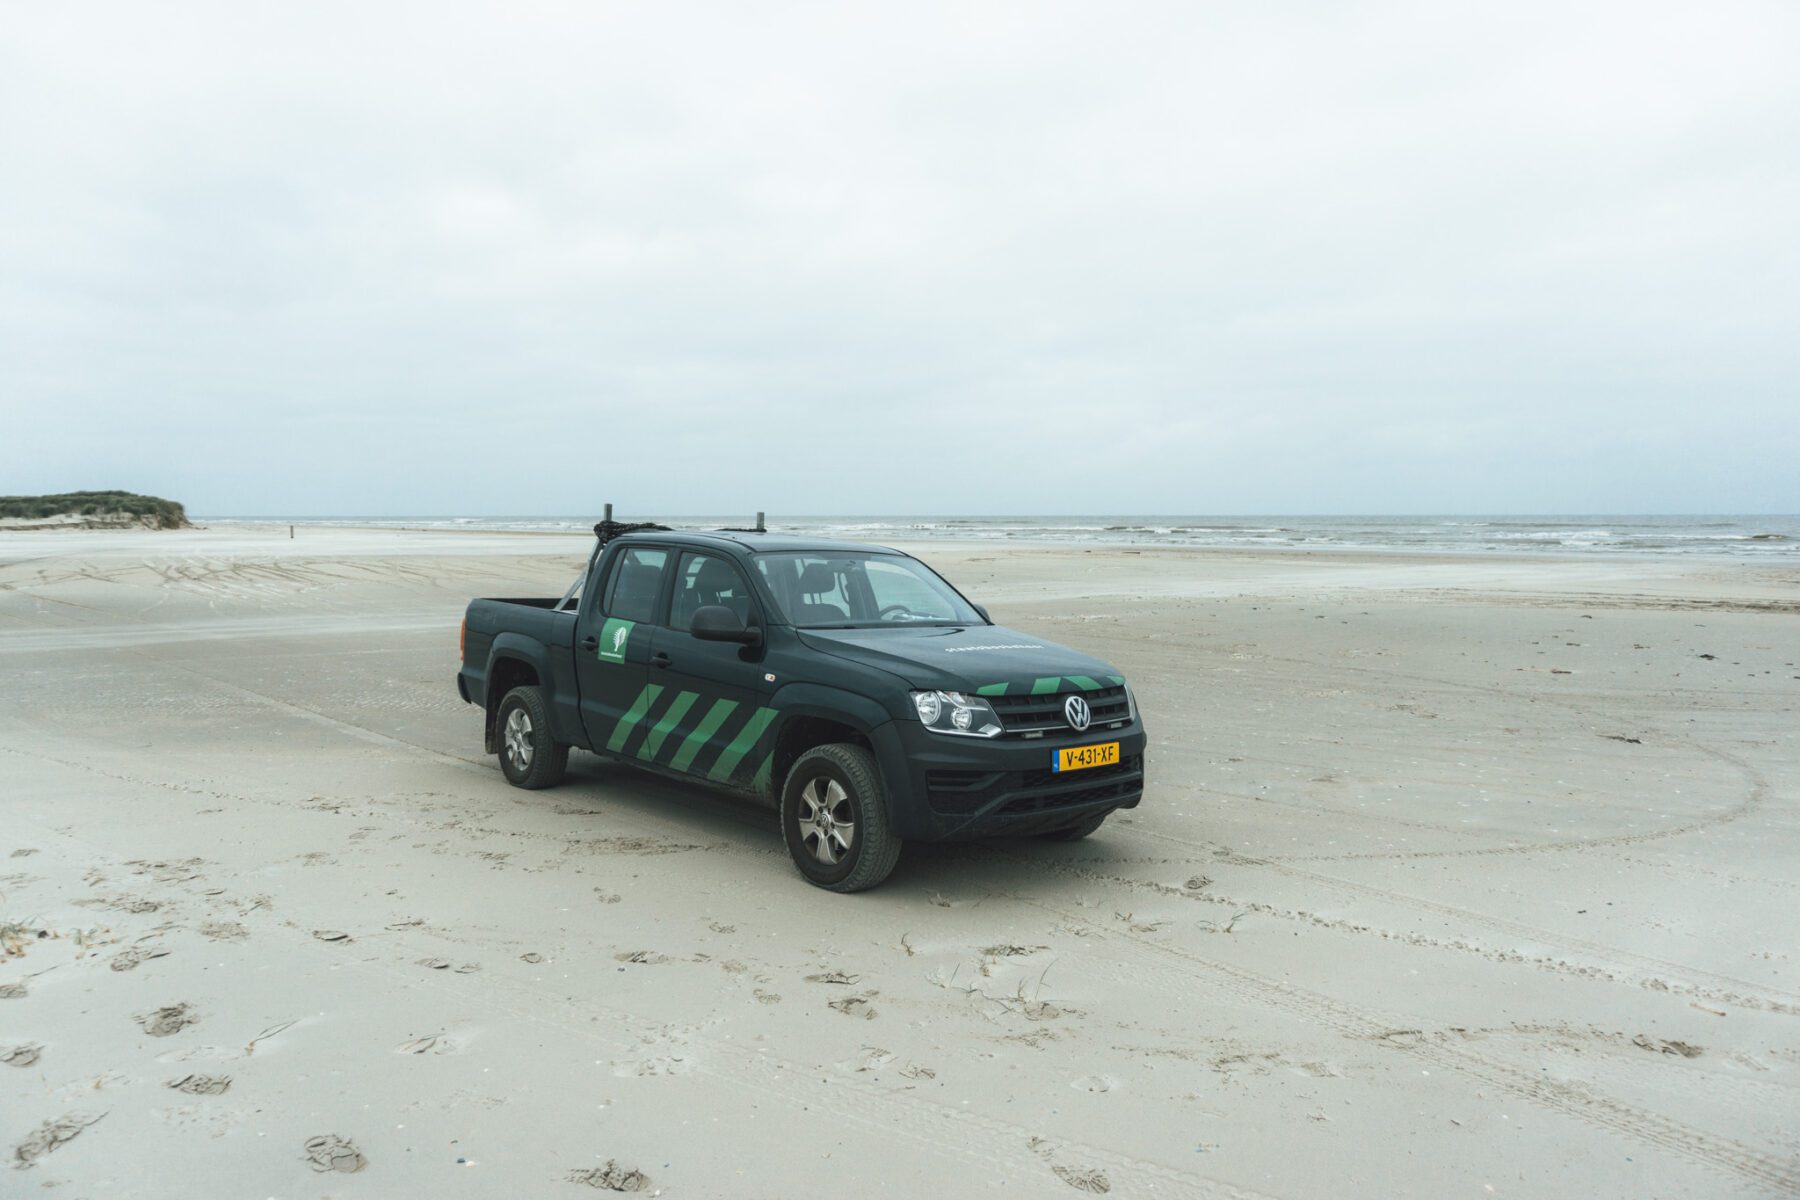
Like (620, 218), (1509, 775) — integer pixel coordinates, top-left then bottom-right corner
(201, 514), (1800, 558)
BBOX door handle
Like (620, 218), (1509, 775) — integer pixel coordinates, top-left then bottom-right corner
(581, 636), (598, 652)
(651, 652), (672, 669)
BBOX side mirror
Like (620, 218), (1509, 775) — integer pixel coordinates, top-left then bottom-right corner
(973, 604), (991, 623)
(691, 605), (762, 646)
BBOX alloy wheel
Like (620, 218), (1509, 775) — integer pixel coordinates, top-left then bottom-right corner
(797, 776), (856, 865)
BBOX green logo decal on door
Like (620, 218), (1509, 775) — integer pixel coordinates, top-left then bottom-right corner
(597, 618), (634, 664)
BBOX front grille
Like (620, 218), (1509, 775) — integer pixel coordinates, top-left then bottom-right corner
(989, 686), (1131, 737)
(927, 754), (1144, 818)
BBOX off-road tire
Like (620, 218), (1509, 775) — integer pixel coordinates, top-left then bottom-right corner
(495, 686), (569, 789)
(780, 744), (902, 892)
(1040, 810), (1109, 842)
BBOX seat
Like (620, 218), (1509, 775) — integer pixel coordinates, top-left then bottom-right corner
(676, 557), (750, 628)
(796, 561), (849, 624)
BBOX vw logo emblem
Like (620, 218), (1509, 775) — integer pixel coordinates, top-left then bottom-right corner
(1064, 694), (1092, 732)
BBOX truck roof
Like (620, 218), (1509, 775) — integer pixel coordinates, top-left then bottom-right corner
(610, 529), (904, 557)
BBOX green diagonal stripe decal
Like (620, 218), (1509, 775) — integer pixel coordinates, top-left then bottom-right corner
(606, 683), (663, 753)
(975, 682), (1009, 696)
(670, 698), (738, 772)
(751, 751), (774, 793)
(708, 707), (777, 782)
(1108, 675), (1125, 686)
(1067, 675), (1102, 691)
(638, 690), (698, 762)
(1030, 676), (1062, 695)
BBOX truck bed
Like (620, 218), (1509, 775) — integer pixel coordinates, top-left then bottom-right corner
(461, 598), (579, 705)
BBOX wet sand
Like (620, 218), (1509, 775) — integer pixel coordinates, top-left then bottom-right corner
(3, 526), (1797, 1197)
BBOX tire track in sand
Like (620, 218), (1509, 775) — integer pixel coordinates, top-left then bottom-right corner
(1011, 893), (1800, 1195)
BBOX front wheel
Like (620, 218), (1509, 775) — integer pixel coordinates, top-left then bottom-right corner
(780, 744), (902, 892)
(495, 686), (569, 789)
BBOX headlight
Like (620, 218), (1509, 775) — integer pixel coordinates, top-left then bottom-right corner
(910, 690), (1002, 738)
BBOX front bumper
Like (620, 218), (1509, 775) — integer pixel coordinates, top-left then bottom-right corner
(872, 719), (1147, 841)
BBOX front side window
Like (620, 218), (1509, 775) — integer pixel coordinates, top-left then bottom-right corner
(602, 547), (668, 623)
(670, 552), (754, 631)
(754, 552), (981, 628)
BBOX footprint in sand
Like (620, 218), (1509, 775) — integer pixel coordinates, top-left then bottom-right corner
(302, 1134), (366, 1173)
(839, 1047), (895, 1073)
(166, 1074), (231, 1095)
(311, 930), (352, 944)
(828, 995), (878, 1019)
(138, 1004), (197, 1037)
(614, 950), (668, 965)
(3, 1043), (43, 1068)
(806, 970), (861, 985)
(13, 1113), (104, 1168)
(0, 982), (27, 1000)
(567, 1161), (651, 1191)
(110, 946), (171, 972)
(1052, 1164), (1111, 1193)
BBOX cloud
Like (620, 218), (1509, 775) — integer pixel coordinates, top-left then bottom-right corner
(2, 1), (1796, 514)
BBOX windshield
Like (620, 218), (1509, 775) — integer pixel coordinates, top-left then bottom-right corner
(754, 552), (983, 628)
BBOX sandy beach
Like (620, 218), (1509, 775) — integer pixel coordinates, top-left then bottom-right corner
(2, 525), (1796, 1198)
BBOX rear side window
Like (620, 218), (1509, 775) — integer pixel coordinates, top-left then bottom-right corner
(602, 547), (669, 623)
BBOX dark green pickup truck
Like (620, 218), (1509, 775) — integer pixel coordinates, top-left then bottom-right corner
(458, 523), (1146, 891)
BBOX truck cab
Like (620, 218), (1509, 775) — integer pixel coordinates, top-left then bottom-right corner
(459, 527), (1147, 891)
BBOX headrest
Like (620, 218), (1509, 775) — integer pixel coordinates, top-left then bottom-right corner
(797, 561), (838, 594)
(694, 558), (739, 593)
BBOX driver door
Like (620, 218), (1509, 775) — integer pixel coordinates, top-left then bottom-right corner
(644, 550), (779, 789)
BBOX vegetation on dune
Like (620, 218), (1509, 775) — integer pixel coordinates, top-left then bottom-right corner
(0, 490), (191, 529)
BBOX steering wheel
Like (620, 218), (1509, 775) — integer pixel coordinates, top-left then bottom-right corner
(878, 604), (925, 621)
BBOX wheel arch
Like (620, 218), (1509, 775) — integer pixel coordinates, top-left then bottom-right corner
(763, 683), (893, 802)
(483, 636), (549, 752)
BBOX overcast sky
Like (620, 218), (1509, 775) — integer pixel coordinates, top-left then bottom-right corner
(2, 2), (1796, 516)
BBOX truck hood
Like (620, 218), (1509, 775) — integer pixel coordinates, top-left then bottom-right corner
(796, 624), (1122, 694)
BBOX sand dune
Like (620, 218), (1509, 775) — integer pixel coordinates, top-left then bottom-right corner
(3, 526), (1797, 1197)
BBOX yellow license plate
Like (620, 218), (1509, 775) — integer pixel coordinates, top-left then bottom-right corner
(1054, 742), (1120, 773)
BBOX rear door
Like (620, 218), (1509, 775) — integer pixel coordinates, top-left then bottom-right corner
(574, 544), (672, 753)
(641, 550), (780, 790)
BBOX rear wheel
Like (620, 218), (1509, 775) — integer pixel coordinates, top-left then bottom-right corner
(495, 686), (568, 789)
(1040, 811), (1109, 842)
(780, 744), (901, 892)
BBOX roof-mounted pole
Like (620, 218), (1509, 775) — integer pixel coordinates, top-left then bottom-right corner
(603, 502), (614, 523)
